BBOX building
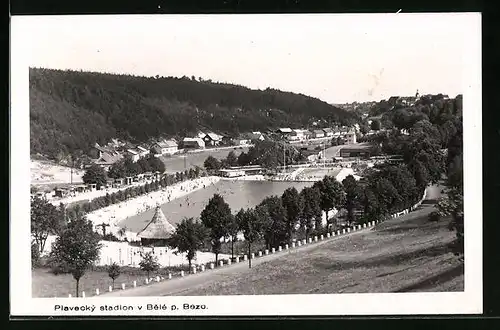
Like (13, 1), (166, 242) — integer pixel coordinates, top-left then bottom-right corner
(137, 206), (176, 246)
(339, 145), (372, 158)
(250, 131), (265, 141)
(322, 128), (334, 137)
(312, 130), (325, 138)
(203, 133), (222, 147)
(153, 139), (178, 156)
(126, 148), (141, 162)
(137, 146), (150, 158)
(345, 130), (357, 144)
(218, 169), (246, 178)
(233, 133), (253, 146)
(182, 137), (205, 149)
(92, 143), (124, 171)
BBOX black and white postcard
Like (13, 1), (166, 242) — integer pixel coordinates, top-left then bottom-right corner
(10, 13), (482, 316)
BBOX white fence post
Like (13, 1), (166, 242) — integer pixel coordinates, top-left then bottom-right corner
(265, 249), (269, 255)
(133, 281), (137, 288)
(210, 263), (214, 269)
(320, 235), (324, 240)
(298, 240), (302, 246)
(219, 260), (224, 267)
(81, 291), (85, 298)
(278, 246), (282, 252)
(180, 270), (185, 277)
(285, 244), (289, 249)
(251, 253), (255, 259)
(201, 264), (205, 272)
(109, 285), (113, 291)
(314, 236), (318, 242)
(227, 258), (232, 265)
(271, 247), (276, 253)
(292, 242), (296, 248)
(168, 273), (172, 279)
(327, 233), (330, 238)
(235, 256), (240, 263)
(95, 288), (100, 296)
(258, 251), (263, 257)
(122, 283), (126, 289)
(192, 266), (197, 274)
(68, 294), (72, 298)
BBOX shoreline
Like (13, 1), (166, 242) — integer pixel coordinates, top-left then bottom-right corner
(86, 176), (221, 236)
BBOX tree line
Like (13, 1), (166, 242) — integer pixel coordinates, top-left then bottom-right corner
(30, 68), (360, 161)
(203, 140), (309, 173)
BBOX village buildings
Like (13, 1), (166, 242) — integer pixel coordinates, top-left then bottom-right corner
(152, 139), (178, 156)
(182, 137), (206, 149)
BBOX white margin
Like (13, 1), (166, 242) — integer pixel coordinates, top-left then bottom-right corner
(10, 13), (482, 316)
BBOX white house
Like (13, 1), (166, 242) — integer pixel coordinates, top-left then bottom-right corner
(183, 137), (205, 149)
(312, 130), (325, 138)
(322, 128), (334, 137)
(126, 149), (141, 162)
(203, 133), (222, 147)
(153, 139), (178, 155)
(345, 130), (357, 144)
(137, 146), (150, 158)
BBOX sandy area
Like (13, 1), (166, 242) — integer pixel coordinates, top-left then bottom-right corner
(31, 160), (84, 185)
(86, 176), (221, 237)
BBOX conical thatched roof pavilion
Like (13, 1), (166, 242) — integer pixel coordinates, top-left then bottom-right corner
(137, 205), (176, 246)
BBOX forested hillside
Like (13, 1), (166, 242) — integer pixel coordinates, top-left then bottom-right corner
(29, 68), (359, 160)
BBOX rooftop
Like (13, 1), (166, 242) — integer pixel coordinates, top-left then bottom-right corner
(137, 206), (176, 239)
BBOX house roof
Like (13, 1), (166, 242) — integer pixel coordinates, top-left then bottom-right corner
(205, 133), (221, 141)
(137, 146), (149, 153)
(127, 149), (139, 155)
(322, 128), (333, 133)
(183, 137), (205, 145)
(137, 206), (176, 239)
(313, 130), (325, 134)
(277, 128), (292, 133)
(157, 139), (178, 148)
(251, 131), (262, 135)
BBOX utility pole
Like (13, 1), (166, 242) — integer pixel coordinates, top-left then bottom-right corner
(97, 222), (110, 237)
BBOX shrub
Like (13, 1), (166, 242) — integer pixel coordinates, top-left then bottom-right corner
(428, 211), (441, 222)
(31, 242), (41, 268)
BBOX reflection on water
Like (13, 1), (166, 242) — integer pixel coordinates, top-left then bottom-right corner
(119, 180), (313, 233)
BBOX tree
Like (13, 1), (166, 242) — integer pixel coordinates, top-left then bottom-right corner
(31, 241), (41, 268)
(342, 175), (361, 225)
(299, 187), (322, 239)
(281, 187), (302, 245)
(313, 176), (345, 228)
(147, 154), (166, 173)
(259, 196), (288, 248)
(228, 211), (241, 260)
(203, 156), (222, 172)
(167, 217), (208, 270)
(107, 262), (121, 289)
(108, 161), (126, 179)
(200, 194), (232, 264)
(370, 119), (381, 131)
(226, 151), (238, 167)
(139, 252), (160, 279)
(82, 164), (107, 188)
(238, 208), (265, 268)
(31, 196), (64, 254)
(49, 215), (102, 297)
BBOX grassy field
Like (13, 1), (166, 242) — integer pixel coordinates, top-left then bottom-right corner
(168, 204), (463, 295)
(32, 265), (192, 298)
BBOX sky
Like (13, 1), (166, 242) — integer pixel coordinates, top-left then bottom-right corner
(23, 13), (479, 104)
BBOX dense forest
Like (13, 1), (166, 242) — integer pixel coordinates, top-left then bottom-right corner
(29, 68), (360, 160)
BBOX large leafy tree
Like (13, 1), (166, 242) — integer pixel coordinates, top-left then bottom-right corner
(238, 208), (265, 268)
(204, 156), (222, 172)
(82, 164), (107, 188)
(259, 196), (288, 248)
(368, 177), (401, 215)
(313, 176), (345, 228)
(342, 175), (361, 225)
(49, 215), (102, 297)
(281, 187), (302, 245)
(299, 187), (322, 239)
(200, 194), (232, 264)
(167, 217), (208, 270)
(31, 196), (65, 254)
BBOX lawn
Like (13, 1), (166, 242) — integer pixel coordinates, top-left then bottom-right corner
(168, 204), (464, 295)
(32, 265), (193, 298)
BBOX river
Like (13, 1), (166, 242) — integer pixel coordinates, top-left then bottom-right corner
(119, 180), (314, 233)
